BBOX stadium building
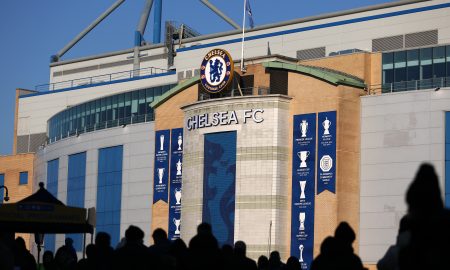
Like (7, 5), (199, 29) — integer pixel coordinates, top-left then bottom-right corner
(4, 0), (450, 268)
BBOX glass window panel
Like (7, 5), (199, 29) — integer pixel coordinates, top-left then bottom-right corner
(407, 49), (419, 66)
(131, 91), (138, 115)
(420, 48), (433, 80)
(19, 171), (28, 185)
(433, 46), (446, 63)
(382, 52), (394, 70)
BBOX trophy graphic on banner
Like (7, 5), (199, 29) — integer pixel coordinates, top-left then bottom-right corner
(300, 181), (306, 199)
(299, 244), (304, 262)
(297, 151), (310, 168)
(160, 135), (165, 151)
(174, 188), (182, 205)
(323, 117), (331, 135)
(157, 168), (165, 184)
(178, 134), (183, 150)
(300, 120), (308, 138)
(176, 159), (182, 176)
(299, 212), (305, 231)
(173, 218), (181, 235)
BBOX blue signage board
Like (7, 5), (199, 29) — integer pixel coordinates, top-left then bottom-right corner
(291, 113), (316, 269)
(153, 129), (170, 203)
(168, 128), (184, 240)
(317, 111), (337, 194)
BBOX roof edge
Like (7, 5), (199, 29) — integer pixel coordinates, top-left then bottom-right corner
(150, 76), (200, 109)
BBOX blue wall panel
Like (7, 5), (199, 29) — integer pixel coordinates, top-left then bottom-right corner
(67, 152), (87, 251)
(0, 174), (4, 203)
(203, 131), (236, 246)
(97, 146), (123, 247)
(46, 159), (59, 252)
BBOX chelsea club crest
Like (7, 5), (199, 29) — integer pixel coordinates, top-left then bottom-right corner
(200, 48), (234, 93)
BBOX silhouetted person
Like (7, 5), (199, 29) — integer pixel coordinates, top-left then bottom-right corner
(55, 238), (78, 270)
(76, 244), (97, 270)
(284, 256), (301, 270)
(399, 163), (450, 270)
(169, 239), (189, 270)
(311, 236), (339, 270)
(377, 216), (411, 270)
(268, 251), (284, 270)
(233, 241), (257, 270)
(257, 255), (269, 270)
(94, 232), (113, 270)
(221, 244), (234, 270)
(334, 222), (365, 270)
(188, 223), (222, 270)
(0, 232), (15, 270)
(41, 250), (56, 270)
(113, 225), (154, 270)
(148, 228), (175, 270)
(14, 236), (37, 270)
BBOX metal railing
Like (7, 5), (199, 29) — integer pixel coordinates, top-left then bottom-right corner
(47, 113), (154, 145)
(369, 77), (450, 95)
(36, 66), (170, 92)
(199, 86), (271, 100)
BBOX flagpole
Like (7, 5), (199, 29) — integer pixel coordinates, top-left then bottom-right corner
(240, 0), (247, 72)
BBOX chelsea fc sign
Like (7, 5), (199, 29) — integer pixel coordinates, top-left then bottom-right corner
(200, 48), (234, 93)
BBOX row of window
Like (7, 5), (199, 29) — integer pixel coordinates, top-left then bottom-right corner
(45, 145), (123, 252)
(382, 45), (450, 92)
(47, 84), (175, 143)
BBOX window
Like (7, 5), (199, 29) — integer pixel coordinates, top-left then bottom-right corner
(19, 172), (28, 185)
(0, 174), (4, 203)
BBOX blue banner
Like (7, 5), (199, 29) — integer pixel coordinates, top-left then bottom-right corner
(153, 129), (170, 203)
(203, 131), (236, 246)
(168, 128), (183, 240)
(317, 111), (337, 194)
(291, 114), (316, 269)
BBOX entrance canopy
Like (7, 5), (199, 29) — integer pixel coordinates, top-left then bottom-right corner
(0, 182), (94, 234)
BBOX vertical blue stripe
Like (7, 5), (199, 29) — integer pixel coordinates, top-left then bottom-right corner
(0, 174), (4, 203)
(203, 131), (236, 246)
(67, 152), (87, 251)
(46, 159), (59, 252)
(445, 112), (450, 208)
(97, 145), (123, 247)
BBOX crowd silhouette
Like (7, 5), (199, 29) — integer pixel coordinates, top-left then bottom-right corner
(0, 163), (449, 270)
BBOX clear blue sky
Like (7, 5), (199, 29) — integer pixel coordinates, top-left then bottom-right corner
(0, 0), (395, 155)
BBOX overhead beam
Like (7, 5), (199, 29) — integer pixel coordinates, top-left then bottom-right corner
(51, 0), (125, 62)
(199, 0), (241, 30)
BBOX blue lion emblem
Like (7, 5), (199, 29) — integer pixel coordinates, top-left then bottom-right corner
(209, 59), (223, 82)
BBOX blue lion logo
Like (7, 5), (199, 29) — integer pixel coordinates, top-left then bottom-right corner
(209, 59), (223, 83)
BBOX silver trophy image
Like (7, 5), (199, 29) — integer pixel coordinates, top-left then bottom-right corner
(297, 151), (310, 168)
(176, 159), (182, 176)
(300, 120), (308, 137)
(299, 212), (305, 231)
(173, 218), (181, 235)
(174, 188), (182, 205)
(160, 134), (165, 151)
(299, 244), (304, 262)
(323, 117), (331, 135)
(300, 181), (306, 199)
(177, 134), (183, 150)
(157, 168), (165, 184)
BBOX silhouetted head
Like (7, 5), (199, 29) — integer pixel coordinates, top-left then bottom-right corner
(234, 241), (247, 257)
(398, 215), (411, 233)
(170, 238), (187, 255)
(15, 237), (26, 251)
(152, 228), (167, 244)
(65, 237), (74, 247)
(269, 251), (281, 264)
(335, 222), (356, 245)
(95, 232), (111, 248)
(406, 163), (443, 215)
(43, 250), (54, 265)
(320, 236), (338, 256)
(286, 256), (301, 270)
(197, 222), (212, 235)
(257, 255), (269, 269)
(125, 225), (145, 243)
(85, 244), (97, 259)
